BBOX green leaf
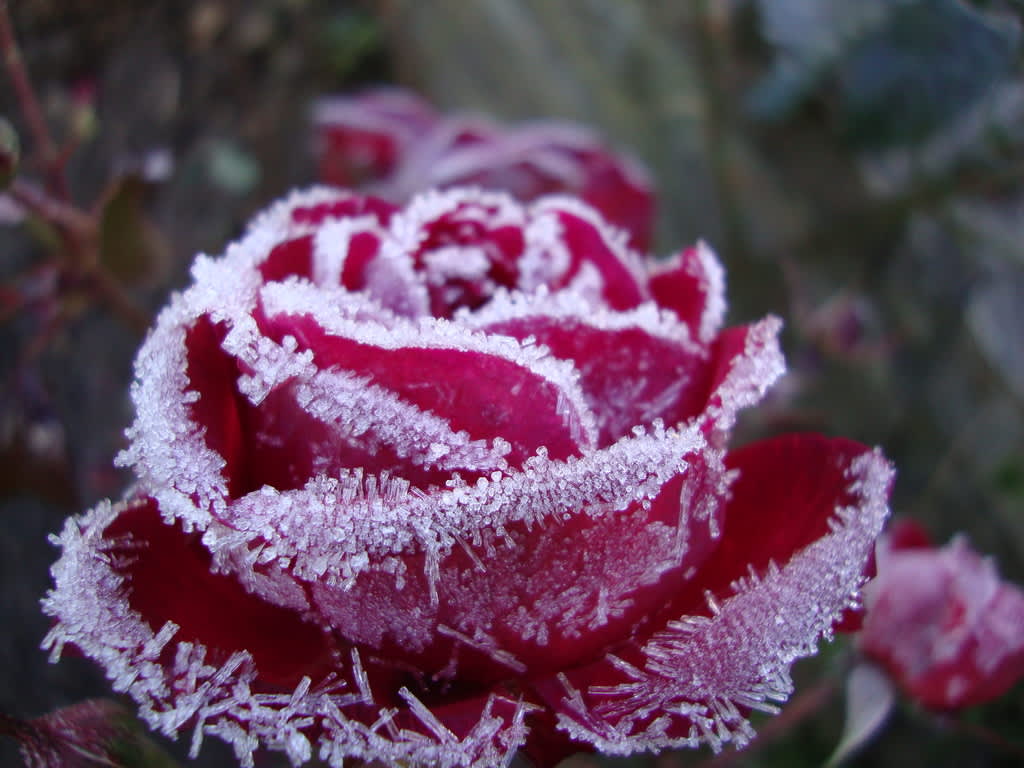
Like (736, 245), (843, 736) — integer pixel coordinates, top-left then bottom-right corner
(0, 116), (20, 190)
(98, 175), (171, 287)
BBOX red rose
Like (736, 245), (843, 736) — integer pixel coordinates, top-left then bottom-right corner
(313, 89), (654, 252)
(859, 520), (1024, 710)
(44, 187), (891, 767)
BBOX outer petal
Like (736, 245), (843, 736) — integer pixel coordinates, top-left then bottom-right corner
(295, 425), (723, 683)
(859, 535), (1024, 710)
(41, 498), (537, 768)
(532, 436), (892, 755)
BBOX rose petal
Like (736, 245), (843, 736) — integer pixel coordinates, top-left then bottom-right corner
(860, 536), (1024, 710)
(255, 279), (596, 468)
(532, 437), (892, 755)
(471, 291), (710, 445)
(312, 89), (439, 188)
(530, 198), (648, 310)
(390, 188), (528, 316)
(649, 242), (727, 345)
(304, 438), (721, 682)
(105, 499), (334, 687)
(42, 498), (536, 768)
(184, 316), (248, 497)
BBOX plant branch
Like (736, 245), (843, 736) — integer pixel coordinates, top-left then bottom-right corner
(0, 1), (67, 196)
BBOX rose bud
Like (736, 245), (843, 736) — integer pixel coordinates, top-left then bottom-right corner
(312, 89), (654, 252)
(859, 520), (1024, 710)
(44, 187), (891, 767)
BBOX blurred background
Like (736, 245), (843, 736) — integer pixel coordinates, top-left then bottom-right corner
(1, 1), (1021, 766)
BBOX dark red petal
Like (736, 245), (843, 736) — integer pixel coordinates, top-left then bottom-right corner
(312, 90), (438, 188)
(103, 498), (336, 689)
(699, 318), (785, 436)
(530, 438), (891, 755)
(184, 315), (247, 497)
(405, 195), (527, 315)
(305, 441), (721, 684)
(258, 311), (591, 467)
(579, 159), (654, 254)
(658, 434), (882, 623)
(340, 230), (387, 291)
(649, 244), (726, 345)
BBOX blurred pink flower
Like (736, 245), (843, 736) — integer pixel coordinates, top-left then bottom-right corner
(312, 88), (654, 252)
(44, 187), (891, 767)
(859, 520), (1024, 710)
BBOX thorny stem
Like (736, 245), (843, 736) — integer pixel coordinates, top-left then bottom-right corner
(6, 178), (149, 333)
(8, 177), (95, 236)
(0, 5), (151, 336)
(0, 0), (66, 197)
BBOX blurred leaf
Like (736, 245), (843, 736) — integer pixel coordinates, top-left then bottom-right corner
(98, 175), (171, 287)
(838, 0), (1020, 148)
(993, 456), (1024, 498)
(319, 9), (381, 80)
(825, 662), (896, 767)
(0, 116), (19, 190)
(747, 0), (899, 119)
(967, 264), (1024, 400)
(3, 699), (182, 768)
(748, 0), (1020, 146)
(205, 139), (261, 195)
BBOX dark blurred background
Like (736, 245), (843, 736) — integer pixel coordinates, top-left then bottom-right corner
(1, 1), (1021, 766)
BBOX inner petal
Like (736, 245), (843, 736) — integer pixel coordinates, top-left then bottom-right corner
(480, 307), (711, 445)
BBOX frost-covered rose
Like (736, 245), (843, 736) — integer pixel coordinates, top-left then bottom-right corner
(44, 187), (892, 768)
(859, 520), (1024, 710)
(313, 89), (654, 251)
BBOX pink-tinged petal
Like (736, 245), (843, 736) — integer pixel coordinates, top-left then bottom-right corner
(7, 699), (179, 768)
(314, 93), (655, 250)
(859, 534), (1024, 710)
(649, 242), (727, 345)
(396, 118), (654, 253)
(312, 89), (438, 188)
(42, 499), (537, 768)
(531, 437), (891, 756)
(244, 186), (395, 236)
(471, 291), (710, 445)
(576, 149), (654, 254)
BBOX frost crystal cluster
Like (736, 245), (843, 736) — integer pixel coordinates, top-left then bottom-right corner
(44, 186), (892, 767)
